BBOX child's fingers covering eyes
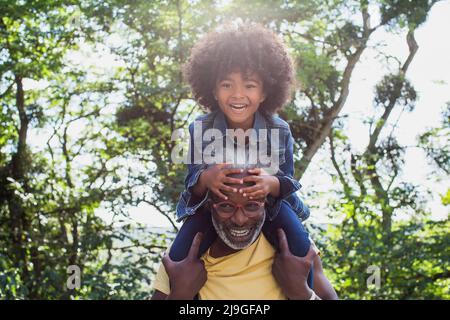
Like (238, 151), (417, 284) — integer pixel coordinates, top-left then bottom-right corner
(240, 185), (261, 195)
(212, 188), (228, 200)
(222, 168), (244, 176)
(248, 168), (261, 175)
(223, 177), (243, 185)
(220, 184), (237, 194)
(247, 190), (266, 199)
(242, 175), (260, 183)
(215, 163), (233, 170)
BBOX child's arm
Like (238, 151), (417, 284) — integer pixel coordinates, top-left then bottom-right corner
(273, 129), (312, 219)
(190, 168), (208, 198)
(176, 122), (210, 218)
(238, 129), (308, 220)
(176, 122), (243, 220)
(274, 129), (302, 199)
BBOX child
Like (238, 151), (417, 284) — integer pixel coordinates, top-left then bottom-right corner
(170, 21), (314, 285)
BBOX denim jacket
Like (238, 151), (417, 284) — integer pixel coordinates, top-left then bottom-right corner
(175, 110), (310, 222)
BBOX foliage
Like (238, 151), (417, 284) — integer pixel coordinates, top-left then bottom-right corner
(319, 211), (450, 299)
(0, 0), (447, 299)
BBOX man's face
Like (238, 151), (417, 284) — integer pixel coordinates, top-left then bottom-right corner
(210, 182), (266, 250)
(213, 69), (266, 129)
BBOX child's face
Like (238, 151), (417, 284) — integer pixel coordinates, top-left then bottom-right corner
(213, 69), (266, 129)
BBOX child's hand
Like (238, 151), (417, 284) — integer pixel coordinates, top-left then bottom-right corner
(239, 167), (280, 199)
(200, 163), (243, 200)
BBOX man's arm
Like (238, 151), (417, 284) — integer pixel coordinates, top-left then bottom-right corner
(272, 229), (338, 300)
(150, 233), (207, 300)
(150, 290), (168, 300)
(151, 289), (195, 300)
(312, 254), (339, 300)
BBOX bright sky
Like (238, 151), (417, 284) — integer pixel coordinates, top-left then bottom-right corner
(26, 1), (450, 229)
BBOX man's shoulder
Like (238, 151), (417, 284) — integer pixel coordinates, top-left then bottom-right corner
(256, 234), (277, 257)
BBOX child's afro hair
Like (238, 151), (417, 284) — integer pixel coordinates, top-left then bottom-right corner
(183, 21), (296, 116)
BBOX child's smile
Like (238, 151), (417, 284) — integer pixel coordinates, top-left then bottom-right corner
(214, 70), (266, 130)
(229, 103), (248, 113)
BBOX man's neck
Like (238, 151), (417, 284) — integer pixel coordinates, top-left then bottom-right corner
(209, 238), (239, 258)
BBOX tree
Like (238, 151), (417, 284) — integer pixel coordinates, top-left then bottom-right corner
(418, 103), (450, 175)
(0, 1), (167, 299)
(315, 12), (449, 298)
(1, 0), (447, 299)
(280, 0), (441, 179)
(0, 0), (81, 298)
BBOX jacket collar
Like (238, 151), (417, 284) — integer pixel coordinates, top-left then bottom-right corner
(212, 110), (267, 148)
(212, 109), (267, 134)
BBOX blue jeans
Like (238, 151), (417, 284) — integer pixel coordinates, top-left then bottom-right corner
(169, 201), (314, 289)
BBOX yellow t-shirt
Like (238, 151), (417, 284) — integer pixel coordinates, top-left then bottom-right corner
(152, 234), (287, 300)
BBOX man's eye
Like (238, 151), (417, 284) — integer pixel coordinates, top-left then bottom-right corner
(218, 203), (234, 211)
(245, 203), (260, 211)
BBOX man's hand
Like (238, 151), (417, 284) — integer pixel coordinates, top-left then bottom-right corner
(199, 164), (243, 200)
(240, 167), (280, 199)
(272, 229), (318, 300)
(162, 233), (207, 300)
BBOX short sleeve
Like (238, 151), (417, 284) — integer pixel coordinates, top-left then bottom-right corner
(309, 236), (321, 256)
(152, 261), (170, 295)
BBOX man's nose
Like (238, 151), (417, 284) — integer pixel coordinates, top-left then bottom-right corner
(231, 207), (249, 226)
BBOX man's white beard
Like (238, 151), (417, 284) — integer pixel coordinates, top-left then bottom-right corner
(211, 211), (265, 250)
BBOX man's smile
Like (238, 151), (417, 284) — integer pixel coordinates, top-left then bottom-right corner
(226, 226), (254, 242)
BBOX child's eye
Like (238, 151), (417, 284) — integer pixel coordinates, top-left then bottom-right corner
(221, 83), (232, 88)
(246, 85), (256, 89)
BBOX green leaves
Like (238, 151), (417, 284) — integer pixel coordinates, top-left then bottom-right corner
(380, 0), (440, 30)
(374, 73), (417, 111)
(0, 0), (447, 300)
(318, 215), (450, 299)
(418, 103), (450, 174)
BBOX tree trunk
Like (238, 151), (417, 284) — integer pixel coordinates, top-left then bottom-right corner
(7, 74), (32, 294)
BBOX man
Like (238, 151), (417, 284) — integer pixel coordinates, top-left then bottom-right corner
(151, 172), (338, 300)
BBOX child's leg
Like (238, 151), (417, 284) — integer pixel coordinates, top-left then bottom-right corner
(262, 200), (314, 288)
(169, 206), (217, 262)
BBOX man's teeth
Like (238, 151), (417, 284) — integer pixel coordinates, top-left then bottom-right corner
(229, 228), (251, 237)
